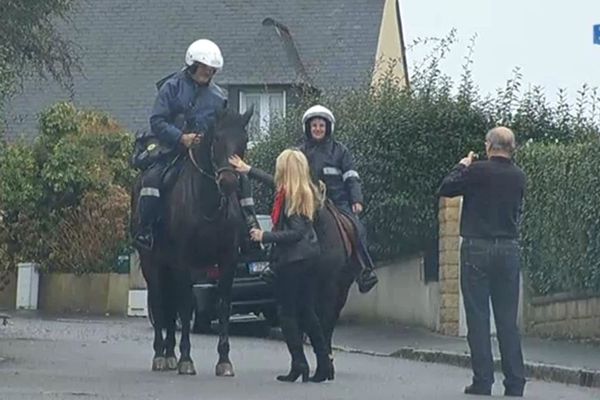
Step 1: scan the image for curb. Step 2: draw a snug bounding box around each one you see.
[338,345,600,389]
[269,328,600,388]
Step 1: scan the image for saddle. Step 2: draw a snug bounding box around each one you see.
[324,200,366,272]
[161,154,185,191]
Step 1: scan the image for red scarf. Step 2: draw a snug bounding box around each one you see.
[271,188,286,227]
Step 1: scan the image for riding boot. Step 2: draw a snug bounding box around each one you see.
[355,238,378,294]
[239,175,263,255]
[134,192,160,251]
[277,316,309,383]
[241,203,264,251]
[306,322,331,383]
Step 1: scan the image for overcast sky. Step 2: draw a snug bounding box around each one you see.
[400,0,600,102]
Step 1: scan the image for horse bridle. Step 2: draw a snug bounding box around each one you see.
[187,144,239,222]
[187,147,238,185]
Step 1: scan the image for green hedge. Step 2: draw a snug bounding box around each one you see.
[250,84,599,262]
[0,102,133,274]
[249,58,600,295]
[249,81,489,260]
[518,139,600,295]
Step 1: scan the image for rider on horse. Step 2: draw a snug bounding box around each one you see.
[229,105,378,293]
[133,38,260,251]
[299,105,378,293]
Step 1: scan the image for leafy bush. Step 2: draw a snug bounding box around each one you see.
[249,40,600,275]
[518,139,600,295]
[0,102,134,274]
[46,186,130,274]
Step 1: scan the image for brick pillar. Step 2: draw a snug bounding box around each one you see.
[437,196,462,336]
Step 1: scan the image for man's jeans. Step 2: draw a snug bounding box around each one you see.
[460,237,526,392]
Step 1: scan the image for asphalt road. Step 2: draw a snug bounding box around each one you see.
[0,316,598,400]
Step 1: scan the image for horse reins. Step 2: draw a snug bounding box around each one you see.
[187,147,238,222]
[188,147,216,180]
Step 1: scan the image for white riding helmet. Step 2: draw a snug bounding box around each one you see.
[185,39,224,70]
[302,105,335,135]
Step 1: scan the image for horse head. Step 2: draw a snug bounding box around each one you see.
[189,106,253,196]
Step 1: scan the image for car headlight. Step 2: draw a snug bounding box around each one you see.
[248,261,269,275]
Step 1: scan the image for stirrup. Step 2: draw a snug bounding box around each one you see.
[357,268,378,293]
[259,266,277,285]
[134,228,154,251]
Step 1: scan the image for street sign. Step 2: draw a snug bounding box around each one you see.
[594,24,600,45]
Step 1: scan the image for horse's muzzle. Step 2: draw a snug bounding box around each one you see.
[216,167,238,195]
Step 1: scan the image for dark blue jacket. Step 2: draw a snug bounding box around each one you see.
[149,70,227,147]
[299,136,364,209]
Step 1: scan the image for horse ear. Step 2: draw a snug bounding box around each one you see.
[241,105,254,127]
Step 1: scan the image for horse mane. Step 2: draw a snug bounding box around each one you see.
[214,107,249,133]
[167,108,245,230]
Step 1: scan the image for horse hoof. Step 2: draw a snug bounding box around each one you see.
[216,362,235,377]
[152,357,166,371]
[329,355,335,380]
[178,360,196,375]
[166,356,178,371]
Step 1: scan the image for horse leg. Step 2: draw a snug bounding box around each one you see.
[314,259,343,380]
[174,267,196,375]
[317,266,340,357]
[163,271,178,370]
[147,277,167,371]
[215,259,235,377]
[334,262,356,323]
[327,261,356,379]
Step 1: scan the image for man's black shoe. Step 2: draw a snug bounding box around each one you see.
[464,384,492,396]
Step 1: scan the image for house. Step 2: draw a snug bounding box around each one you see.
[4,0,408,140]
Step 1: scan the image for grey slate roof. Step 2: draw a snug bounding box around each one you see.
[230,17,312,86]
[4,0,385,139]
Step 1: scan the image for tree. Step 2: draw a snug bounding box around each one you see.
[0,0,79,95]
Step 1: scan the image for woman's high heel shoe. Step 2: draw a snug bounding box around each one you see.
[309,356,333,383]
[328,357,335,381]
[276,362,309,383]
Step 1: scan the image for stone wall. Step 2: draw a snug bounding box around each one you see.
[437,196,461,335]
[525,291,600,339]
[38,273,129,315]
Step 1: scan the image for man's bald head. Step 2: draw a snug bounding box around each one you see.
[485,127,516,156]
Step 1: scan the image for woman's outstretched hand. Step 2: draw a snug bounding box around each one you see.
[228,154,251,174]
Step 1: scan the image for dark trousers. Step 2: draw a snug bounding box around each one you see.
[138,161,170,227]
[336,203,375,269]
[460,238,526,392]
[275,259,327,365]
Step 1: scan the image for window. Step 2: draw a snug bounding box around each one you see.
[239,90,286,142]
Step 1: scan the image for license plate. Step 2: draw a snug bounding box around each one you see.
[248,261,269,275]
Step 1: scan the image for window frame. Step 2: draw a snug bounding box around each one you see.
[238,88,287,142]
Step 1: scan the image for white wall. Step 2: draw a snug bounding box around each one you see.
[341,256,441,330]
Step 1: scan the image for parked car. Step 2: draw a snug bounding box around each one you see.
[190,214,276,333]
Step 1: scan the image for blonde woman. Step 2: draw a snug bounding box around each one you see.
[229,150,331,383]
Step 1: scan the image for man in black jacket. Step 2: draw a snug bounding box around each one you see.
[438,127,526,397]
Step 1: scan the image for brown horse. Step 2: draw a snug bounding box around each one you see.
[131,107,253,376]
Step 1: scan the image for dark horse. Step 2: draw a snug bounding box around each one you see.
[131,107,253,376]
[307,202,360,377]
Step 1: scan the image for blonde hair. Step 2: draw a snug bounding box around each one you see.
[274,149,322,220]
